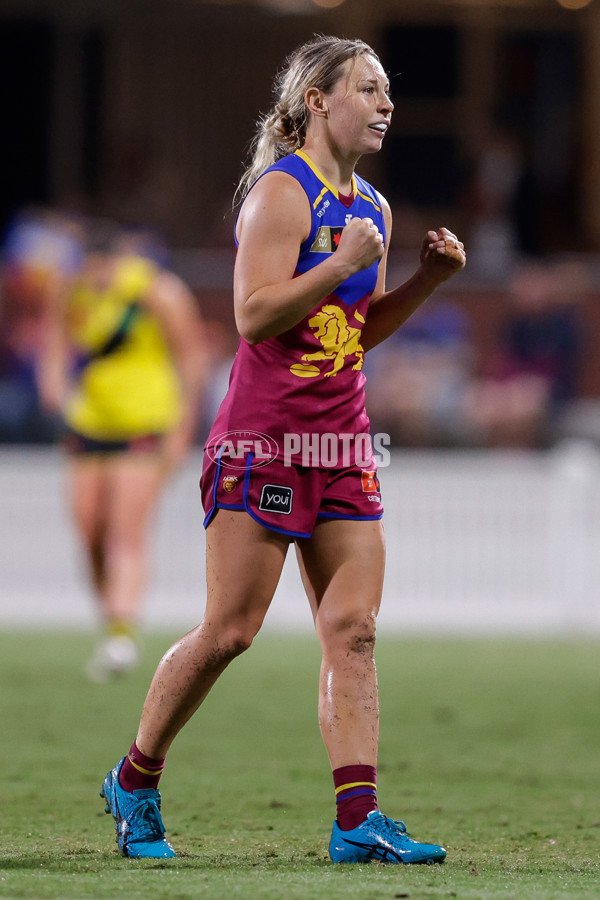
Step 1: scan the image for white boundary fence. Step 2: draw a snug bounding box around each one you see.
[2,444,600,635]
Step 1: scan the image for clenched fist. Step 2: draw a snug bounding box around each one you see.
[420,227,466,282]
[337,216,385,273]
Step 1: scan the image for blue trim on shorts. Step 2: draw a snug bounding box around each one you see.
[242,505,312,539]
[242,453,254,501]
[202,446,247,526]
[317,511,384,522]
[202,453,216,528]
[202,446,225,528]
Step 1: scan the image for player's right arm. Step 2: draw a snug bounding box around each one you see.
[234,171,383,344]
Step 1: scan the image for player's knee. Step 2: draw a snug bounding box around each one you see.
[218,621,259,660]
[321,609,377,653]
[223,632,254,659]
[348,613,377,655]
[187,629,252,677]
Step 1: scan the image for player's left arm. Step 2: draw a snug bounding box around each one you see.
[360,193,466,352]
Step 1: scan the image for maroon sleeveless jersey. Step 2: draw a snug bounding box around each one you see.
[205,150,386,468]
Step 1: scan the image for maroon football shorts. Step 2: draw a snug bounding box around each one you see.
[200,449,384,538]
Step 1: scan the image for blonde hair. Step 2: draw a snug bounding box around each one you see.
[234,35,380,205]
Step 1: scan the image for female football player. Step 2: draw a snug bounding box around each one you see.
[101,35,465,861]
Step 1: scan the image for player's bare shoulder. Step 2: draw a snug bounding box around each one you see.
[237,169,311,244]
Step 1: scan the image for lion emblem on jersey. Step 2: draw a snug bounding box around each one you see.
[290,305,365,378]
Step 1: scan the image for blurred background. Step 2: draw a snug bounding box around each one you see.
[2,0,600,636]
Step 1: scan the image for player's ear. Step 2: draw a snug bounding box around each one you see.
[305,87,328,118]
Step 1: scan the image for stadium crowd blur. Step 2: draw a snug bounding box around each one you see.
[1,196,599,453]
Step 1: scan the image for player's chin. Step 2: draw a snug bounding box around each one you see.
[361,145,384,158]
[362,134,386,154]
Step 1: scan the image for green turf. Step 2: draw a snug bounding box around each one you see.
[1,630,599,899]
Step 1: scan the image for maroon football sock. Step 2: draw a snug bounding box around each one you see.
[118,742,165,793]
[333,764,378,831]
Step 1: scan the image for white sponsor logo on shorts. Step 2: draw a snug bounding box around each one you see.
[258,484,293,515]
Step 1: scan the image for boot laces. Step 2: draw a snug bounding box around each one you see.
[128,797,166,842]
[371,811,410,839]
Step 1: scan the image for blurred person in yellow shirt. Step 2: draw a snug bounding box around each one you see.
[39,223,208,681]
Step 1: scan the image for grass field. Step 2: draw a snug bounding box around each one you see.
[1,630,599,899]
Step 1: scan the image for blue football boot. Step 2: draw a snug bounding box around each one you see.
[329,810,446,864]
[100,758,175,858]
